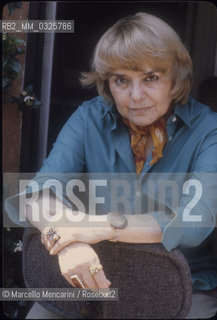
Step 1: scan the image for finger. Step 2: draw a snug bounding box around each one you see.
[41,228,49,242]
[50,239,70,255]
[47,241,52,250]
[62,273,79,288]
[41,233,44,244]
[48,236,59,251]
[92,269,111,289]
[41,231,51,249]
[70,275,85,289]
[44,239,50,250]
[70,280,76,287]
[106,279,112,287]
[44,239,53,251]
[81,270,99,289]
[41,233,49,245]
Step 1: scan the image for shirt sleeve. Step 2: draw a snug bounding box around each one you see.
[4,105,86,227]
[40,105,85,172]
[161,129,217,251]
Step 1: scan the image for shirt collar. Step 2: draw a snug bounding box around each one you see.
[173,98,192,128]
[100,96,193,128]
[100,99,120,130]
[100,98,113,119]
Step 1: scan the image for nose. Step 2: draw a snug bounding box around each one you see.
[130,82,145,102]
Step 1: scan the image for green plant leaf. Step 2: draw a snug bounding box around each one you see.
[10,70,20,79]
[3,78,10,88]
[16,2,22,8]
[3,33,25,94]
[7,3,15,15]
[26,84,33,92]
[15,38,25,45]
[16,47,25,54]
[4,85,12,93]
[33,100,42,106]
[10,60,21,73]
[7,2,22,15]
[3,61,8,68]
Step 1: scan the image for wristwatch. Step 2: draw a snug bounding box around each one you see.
[107,211,128,229]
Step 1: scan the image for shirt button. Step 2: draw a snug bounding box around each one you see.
[172,116,177,122]
[169,136,172,142]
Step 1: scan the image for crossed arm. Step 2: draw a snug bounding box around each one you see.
[25,192,162,289]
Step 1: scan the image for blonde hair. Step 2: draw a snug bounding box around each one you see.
[80,12,193,105]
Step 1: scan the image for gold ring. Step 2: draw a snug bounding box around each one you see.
[88,264,103,275]
[70,274,85,288]
[45,227,61,242]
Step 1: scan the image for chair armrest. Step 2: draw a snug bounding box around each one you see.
[22,228,192,319]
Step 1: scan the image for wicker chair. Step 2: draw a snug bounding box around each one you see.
[22,228,192,319]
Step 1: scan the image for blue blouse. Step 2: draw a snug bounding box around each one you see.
[5,95,217,291]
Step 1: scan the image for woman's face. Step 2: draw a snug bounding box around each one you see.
[108,66,173,126]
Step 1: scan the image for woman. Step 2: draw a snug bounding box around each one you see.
[6,12,217,319]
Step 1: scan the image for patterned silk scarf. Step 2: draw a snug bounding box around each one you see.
[122,117,168,175]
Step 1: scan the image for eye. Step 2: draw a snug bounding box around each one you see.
[115,78,129,85]
[144,75,159,82]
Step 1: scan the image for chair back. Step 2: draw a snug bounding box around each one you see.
[23,228,192,319]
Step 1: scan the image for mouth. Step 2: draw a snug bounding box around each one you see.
[128,106,153,112]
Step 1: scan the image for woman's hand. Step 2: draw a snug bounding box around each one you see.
[58,242,111,289]
[41,225,115,255]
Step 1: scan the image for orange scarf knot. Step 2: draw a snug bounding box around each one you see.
[122,117,167,175]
